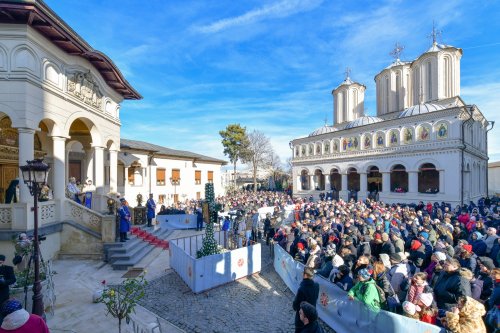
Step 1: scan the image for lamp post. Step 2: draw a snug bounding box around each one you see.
[19,159,50,317]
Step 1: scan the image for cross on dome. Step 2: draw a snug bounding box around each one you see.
[428,21,442,45]
[344,67,351,80]
[390,42,405,61]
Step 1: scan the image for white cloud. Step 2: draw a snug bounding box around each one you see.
[194,0,324,34]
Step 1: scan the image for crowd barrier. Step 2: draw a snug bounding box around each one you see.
[170,232,261,293]
[273,244,444,333]
[157,214,199,229]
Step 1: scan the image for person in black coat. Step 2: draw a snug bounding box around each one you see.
[298,301,324,333]
[0,255,16,304]
[293,268,320,333]
[433,258,471,310]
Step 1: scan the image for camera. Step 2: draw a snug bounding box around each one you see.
[39,234,47,242]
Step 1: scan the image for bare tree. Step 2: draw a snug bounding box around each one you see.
[245,130,273,192]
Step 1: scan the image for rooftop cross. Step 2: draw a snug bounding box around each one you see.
[389,42,405,61]
[428,21,441,45]
[324,114,328,126]
[344,67,351,81]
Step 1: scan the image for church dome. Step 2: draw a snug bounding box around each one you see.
[344,116,383,129]
[398,103,446,118]
[308,125,337,137]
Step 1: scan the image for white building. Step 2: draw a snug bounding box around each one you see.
[118,139,225,206]
[0,1,225,260]
[290,32,492,205]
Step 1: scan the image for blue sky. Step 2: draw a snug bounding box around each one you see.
[45,0,500,165]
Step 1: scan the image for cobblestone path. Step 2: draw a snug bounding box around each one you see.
[139,241,335,333]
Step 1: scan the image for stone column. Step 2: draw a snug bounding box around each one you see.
[408,171,418,193]
[310,175,314,191]
[324,174,330,191]
[340,173,348,201]
[93,146,105,191]
[17,128,35,204]
[51,136,66,200]
[84,147,94,182]
[359,172,368,200]
[381,172,391,193]
[109,149,118,193]
[93,146,105,210]
[439,170,445,193]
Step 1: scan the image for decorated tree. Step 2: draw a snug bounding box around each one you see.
[196,183,220,258]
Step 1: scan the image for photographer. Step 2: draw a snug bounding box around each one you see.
[0,254,16,305]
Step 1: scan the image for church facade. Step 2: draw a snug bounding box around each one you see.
[290,35,491,206]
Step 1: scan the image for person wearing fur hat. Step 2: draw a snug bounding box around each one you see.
[118,198,131,242]
[433,258,472,310]
[298,301,323,333]
[348,267,382,310]
[0,298,49,332]
[440,296,487,333]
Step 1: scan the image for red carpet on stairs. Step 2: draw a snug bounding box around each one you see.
[130,226,169,250]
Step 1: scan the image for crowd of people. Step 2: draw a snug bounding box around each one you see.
[208,191,500,333]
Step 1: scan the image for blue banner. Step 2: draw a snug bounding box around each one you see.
[273,244,444,333]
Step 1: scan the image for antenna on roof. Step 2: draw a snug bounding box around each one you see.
[390,42,405,61]
[428,21,442,45]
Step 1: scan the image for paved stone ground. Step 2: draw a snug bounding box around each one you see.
[139,241,335,333]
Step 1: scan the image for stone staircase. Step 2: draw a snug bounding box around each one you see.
[104,226,172,270]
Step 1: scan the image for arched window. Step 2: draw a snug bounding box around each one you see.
[300,170,310,191]
[330,169,341,192]
[314,169,325,191]
[347,167,359,192]
[418,163,439,193]
[391,164,408,192]
[367,166,382,193]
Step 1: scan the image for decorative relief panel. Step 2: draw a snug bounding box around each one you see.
[0,207,12,225]
[67,71,103,108]
[40,203,56,225]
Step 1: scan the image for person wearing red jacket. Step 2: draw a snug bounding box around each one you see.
[458,210,470,226]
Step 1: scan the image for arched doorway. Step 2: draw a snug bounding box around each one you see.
[0,116,45,203]
[418,163,439,193]
[367,166,382,193]
[391,164,408,193]
[330,169,341,191]
[300,170,310,191]
[314,169,325,190]
[347,167,359,200]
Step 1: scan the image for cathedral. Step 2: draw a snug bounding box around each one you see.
[290,30,492,205]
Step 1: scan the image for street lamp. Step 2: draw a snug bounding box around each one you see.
[19,159,50,316]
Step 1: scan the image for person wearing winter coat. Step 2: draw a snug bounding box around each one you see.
[391,232,405,254]
[441,296,487,333]
[348,267,381,310]
[409,239,427,270]
[379,233,395,256]
[387,253,410,300]
[298,302,324,333]
[0,298,49,333]
[332,264,354,291]
[470,231,488,257]
[424,251,447,282]
[293,268,320,333]
[356,235,372,258]
[458,245,478,274]
[484,227,499,255]
[406,272,432,304]
[433,258,472,310]
[372,261,394,300]
[477,257,495,301]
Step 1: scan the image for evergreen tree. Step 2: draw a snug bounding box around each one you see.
[196,183,220,258]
